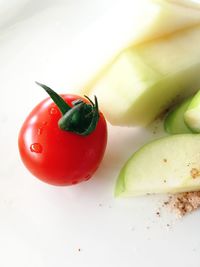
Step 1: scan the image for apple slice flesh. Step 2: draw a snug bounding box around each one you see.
[164,97,193,134]
[115,134,200,197]
[184,90,200,132]
[86,26,200,126]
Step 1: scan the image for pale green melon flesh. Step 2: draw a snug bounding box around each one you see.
[184,90,200,132]
[89,26,200,126]
[164,97,193,134]
[76,0,200,93]
[115,134,200,197]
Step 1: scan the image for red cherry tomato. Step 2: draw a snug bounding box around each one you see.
[18,92,107,186]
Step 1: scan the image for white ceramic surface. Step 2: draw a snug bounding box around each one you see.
[1,1,200,267]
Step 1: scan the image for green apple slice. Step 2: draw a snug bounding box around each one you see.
[184,90,200,132]
[164,97,193,134]
[86,26,200,126]
[115,134,200,197]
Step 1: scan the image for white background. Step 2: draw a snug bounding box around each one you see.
[0,1,200,266]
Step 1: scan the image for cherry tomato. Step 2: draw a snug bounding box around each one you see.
[18,83,107,186]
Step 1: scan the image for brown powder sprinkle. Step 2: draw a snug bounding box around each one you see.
[167,191,200,216]
[163,158,168,163]
[190,168,200,179]
[163,201,169,205]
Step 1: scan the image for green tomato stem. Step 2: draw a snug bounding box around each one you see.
[35,82,71,115]
[36,82,100,136]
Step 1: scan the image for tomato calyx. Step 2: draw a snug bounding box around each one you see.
[35,82,100,136]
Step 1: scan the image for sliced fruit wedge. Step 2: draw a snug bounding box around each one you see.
[115,134,200,197]
[164,97,193,134]
[73,0,200,92]
[184,90,200,133]
[85,26,200,126]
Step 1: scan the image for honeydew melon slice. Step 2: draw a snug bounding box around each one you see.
[71,0,200,91]
[86,25,200,126]
[115,134,200,197]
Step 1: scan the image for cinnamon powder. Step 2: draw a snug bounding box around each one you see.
[167,191,200,216]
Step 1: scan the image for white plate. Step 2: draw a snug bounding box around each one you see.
[1,1,200,267]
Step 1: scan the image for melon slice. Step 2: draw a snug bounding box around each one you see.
[70,0,200,91]
[86,25,200,126]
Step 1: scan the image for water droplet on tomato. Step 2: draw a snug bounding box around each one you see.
[30,143,43,153]
[49,107,58,115]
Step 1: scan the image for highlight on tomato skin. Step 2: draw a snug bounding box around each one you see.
[18,84,107,186]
